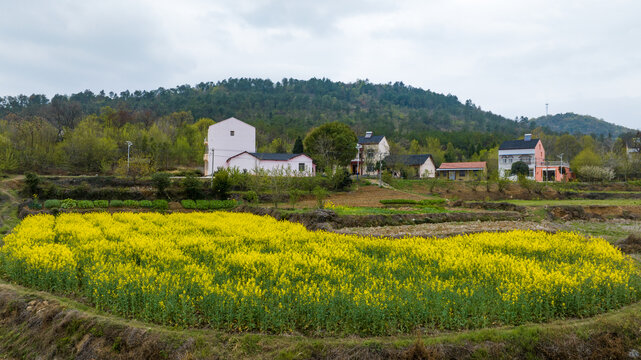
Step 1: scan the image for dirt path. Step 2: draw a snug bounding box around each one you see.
[336,220,567,238]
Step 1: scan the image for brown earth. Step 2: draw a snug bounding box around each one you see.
[337,220,564,238]
[546,205,641,221]
[298,185,429,208]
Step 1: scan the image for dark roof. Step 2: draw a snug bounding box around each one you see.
[249,153,302,161]
[358,135,385,144]
[385,154,432,166]
[499,139,540,150]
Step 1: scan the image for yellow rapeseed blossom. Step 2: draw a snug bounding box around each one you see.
[0,212,639,334]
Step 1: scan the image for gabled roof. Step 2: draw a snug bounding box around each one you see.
[437,162,486,170]
[226,151,310,162]
[499,139,540,150]
[250,153,304,161]
[385,154,433,166]
[210,117,255,129]
[358,135,385,145]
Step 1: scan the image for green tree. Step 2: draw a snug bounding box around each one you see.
[151,172,171,198]
[292,136,304,154]
[511,161,529,176]
[114,156,154,183]
[571,148,601,171]
[303,122,357,172]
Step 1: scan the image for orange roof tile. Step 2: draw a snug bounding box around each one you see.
[437,162,486,170]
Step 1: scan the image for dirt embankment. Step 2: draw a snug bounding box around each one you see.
[546,205,641,221]
[232,206,524,230]
[2,282,641,359]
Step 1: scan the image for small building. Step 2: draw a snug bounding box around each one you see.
[204,117,315,176]
[351,131,390,176]
[437,162,486,180]
[384,154,436,178]
[627,138,640,157]
[498,134,571,182]
[226,152,315,175]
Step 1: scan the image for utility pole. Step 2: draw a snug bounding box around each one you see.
[355,144,362,180]
[210,148,215,185]
[545,103,549,117]
[126,141,133,175]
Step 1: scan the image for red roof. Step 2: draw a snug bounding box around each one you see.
[437,161,486,170]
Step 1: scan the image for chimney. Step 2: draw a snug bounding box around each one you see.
[365,131,373,138]
[524,134,532,141]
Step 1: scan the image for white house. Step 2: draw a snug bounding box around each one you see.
[627,138,640,158]
[204,117,315,176]
[351,132,390,176]
[384,154,436,178]
[226,152,315,175]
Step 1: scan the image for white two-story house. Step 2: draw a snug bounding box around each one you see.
[498,134,544,181]
[204,117,315,176]
[351,132,390,176]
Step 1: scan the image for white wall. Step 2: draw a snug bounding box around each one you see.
[498,149,535,177]
[227,154,315,176]
[419,159,436,178]
[205,117,255,176]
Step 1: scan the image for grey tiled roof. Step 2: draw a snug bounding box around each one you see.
[385,154,432,166]
[358,135,385,145]
[249,153,302,161]
[499,139,540,150]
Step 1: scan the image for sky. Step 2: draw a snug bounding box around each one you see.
[1,0,640,130]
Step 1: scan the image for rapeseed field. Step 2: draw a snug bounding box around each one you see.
[1,212,639,334]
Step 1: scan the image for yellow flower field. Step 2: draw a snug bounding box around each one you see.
[1,212,639,334]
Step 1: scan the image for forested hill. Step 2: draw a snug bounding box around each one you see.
[528,113,629,137]
[0,78,528,149]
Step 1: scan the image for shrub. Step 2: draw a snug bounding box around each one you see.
[151,172,171,197]
[196,200,210,210]
[511,161,530,176]
[210,200,237,210]
[497,178,510,193]
[212,169,231,199]
[109,200,124,207]
[77,200,94,209]
[181,199,196,209]
[44,199,61,209]
[380,198,447,207]
[329,168,352,191]
[139,200,153,208]
[288,189,306,208]
[123,200,139,207]
[42,183,60,199]
[94,200,109,208]
[60,199,77,209]
[243,190,258,204]
[152,199,168,211]
[23,172,40,196]
[182,175,203,199]
[577,166,615,183]
[312,186,329,208]
[28,195,42,210]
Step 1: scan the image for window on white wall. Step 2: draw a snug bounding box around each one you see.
[230,131,235,136]
[299,163,305,172]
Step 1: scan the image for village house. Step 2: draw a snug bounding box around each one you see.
[498,134,570,182]
[384,154,436,178]
[204,117,315,176]
[626,138,640,158]
[351,132,390,176]
[437,162,486,180]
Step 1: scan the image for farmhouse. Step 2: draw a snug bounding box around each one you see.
[351,131,390,176]
[627,138,640,157]
[498,134,571,182]
[437,162,486,180]
[384,154,436,178]
[204,117,315,176]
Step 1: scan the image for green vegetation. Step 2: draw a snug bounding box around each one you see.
[528,112,629,137]
[379,198,446,206]
[496,199,641,206]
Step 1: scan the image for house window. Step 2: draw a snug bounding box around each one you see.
[367,149,374,158]
[230,130,235,136]
[459,170,466,177]
[529,169,534,177]
[298,163,305,172]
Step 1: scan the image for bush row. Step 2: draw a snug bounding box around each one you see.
[380,198,447,206]
[180,199,238,210]
[43,199,168,210]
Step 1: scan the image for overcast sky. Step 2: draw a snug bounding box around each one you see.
[1,0,640,129]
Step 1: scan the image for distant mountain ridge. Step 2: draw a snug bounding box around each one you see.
[528,113,630,137]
